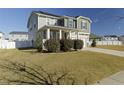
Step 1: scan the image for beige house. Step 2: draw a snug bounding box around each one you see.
[9,32,29,41]
[27,11,92,48]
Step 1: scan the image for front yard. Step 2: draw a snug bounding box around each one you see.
[96,45,124,51]
[0,49,124,84]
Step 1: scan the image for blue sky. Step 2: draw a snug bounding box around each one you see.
[0,8,124,37]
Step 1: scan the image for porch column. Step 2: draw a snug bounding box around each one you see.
[69,31,71,39]
[59,29,62,39]
[47,28,50,40]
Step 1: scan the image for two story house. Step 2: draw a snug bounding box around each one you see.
[27,11,92,48]
[102,35,119,41]
[9,31,29,41]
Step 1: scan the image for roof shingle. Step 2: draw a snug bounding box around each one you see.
[9,31,28,35]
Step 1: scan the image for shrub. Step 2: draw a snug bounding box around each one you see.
[91,39,96,47]
[74,39,84,50]
[44,39,60,52]
[60,39,74,52]
[35,33,43,52]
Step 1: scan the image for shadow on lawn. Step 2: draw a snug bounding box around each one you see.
[0,61,77,85]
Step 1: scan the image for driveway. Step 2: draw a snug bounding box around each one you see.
[95,71,124,85]
[83,48,124,57]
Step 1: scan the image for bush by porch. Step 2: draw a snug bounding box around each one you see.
[35,38,84,53]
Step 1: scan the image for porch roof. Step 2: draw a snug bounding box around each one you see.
[38,25,90,34]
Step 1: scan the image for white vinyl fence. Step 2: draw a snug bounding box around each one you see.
[97,41,122,45]
[0,40,15,49]
[90,40,122,45]
[0,39,33,49]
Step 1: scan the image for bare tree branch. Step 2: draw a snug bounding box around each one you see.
[0,61,76,85]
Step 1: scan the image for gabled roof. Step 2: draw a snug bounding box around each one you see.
[9,31,28,35]
[61,15,76,20]
[33,11,61,17]
[76,16,92,23]
[32,11,92,21]
[27,11,92,27]
[27,11,61,28]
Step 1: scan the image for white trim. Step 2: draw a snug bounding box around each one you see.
[59,29,62,39]
[47,28,50,40]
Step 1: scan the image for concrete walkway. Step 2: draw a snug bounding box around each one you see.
[83,48,124,57]
[95,71,124,85]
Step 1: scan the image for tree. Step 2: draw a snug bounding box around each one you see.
[35,32,43,52]
[91,39,96,47]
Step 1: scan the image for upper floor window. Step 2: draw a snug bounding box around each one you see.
[46,18,57,26]
[81,21,87,30]
[68,19,73,28]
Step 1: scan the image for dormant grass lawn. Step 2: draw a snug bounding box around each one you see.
[96,45,124,51]
[0,49,124,84]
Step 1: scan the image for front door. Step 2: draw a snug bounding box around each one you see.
[62,32,69,39]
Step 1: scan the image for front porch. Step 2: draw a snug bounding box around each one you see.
[42,28,73,40]
[38,25,80,40]
[38,25,90,48]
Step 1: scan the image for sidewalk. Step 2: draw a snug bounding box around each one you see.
[95,71,124,85]
[83,48,124,57]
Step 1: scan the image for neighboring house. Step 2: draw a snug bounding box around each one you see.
[9,31,29,41]
[27,11,92,48]
[94,35,122,45]
[0,32,4,40]
[0,31,32,49]
[102,35,119,41]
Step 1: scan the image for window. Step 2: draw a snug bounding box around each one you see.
[49,18,57,26]
[68,19,73,28]
[81,21,87,30]
[50,31,59,39]
[50,31,56,39]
